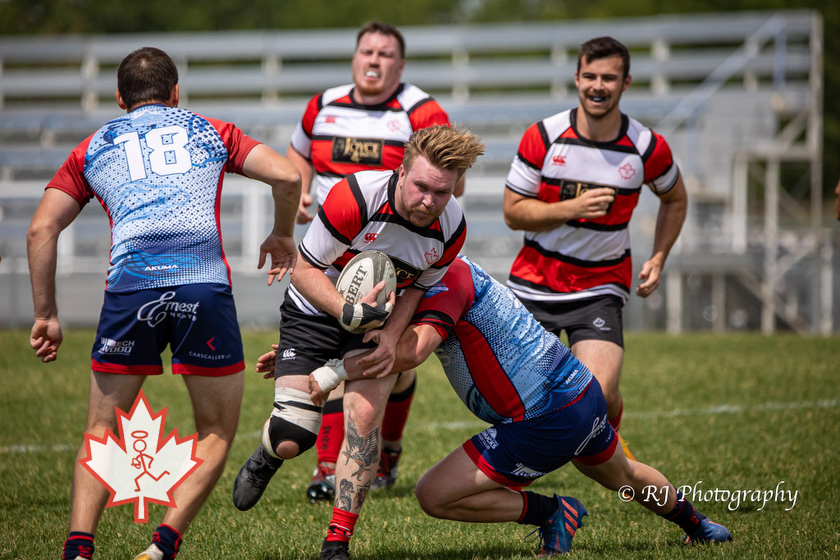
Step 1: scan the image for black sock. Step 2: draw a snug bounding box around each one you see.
[661,489,706,533]
[63,531,95,560]
[151,524,182,560]
[517,491,559,526]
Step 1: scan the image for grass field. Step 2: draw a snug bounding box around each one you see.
[1,329,838,559]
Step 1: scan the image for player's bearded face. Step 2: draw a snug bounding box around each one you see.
[395,157,457,228]
[575,55,630,119]
[352,32,405,103]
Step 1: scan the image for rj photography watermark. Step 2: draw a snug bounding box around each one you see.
[617,480,799,511]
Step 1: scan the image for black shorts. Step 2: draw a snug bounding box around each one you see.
[274,289,374,379]
[521,295,624,348]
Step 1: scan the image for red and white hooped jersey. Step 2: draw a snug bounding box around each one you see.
[506,108,680,304]
[289,82,450,206]
[290,169,467,315]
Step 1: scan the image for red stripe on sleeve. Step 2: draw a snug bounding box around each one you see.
[47,135,95,207]
[320,179,364,242]
[642,132,674,183]
[517,123,549,168]
[407,99,450,130]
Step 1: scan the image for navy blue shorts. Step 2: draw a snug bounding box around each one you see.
[91,284,244,376]
[463,379,618,487]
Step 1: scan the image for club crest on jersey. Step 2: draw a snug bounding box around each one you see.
[424,248,440,266]
[332,136,383,165]
[618,162,636,180]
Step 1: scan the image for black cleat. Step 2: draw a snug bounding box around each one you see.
[232,444,283,511]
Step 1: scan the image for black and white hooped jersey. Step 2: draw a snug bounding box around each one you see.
[289,83,450,206]
[506,108,680,304]
[290,169,466,315]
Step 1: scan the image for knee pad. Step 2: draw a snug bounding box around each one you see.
[261,387,322,459]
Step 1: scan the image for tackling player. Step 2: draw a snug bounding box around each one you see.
[291,256,733,556]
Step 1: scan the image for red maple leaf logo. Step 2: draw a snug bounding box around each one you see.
[80,390,203,523]
[618,162,636,180]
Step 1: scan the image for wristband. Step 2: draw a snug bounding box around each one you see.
[311,359,349,393]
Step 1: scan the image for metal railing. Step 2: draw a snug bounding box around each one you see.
[0,10,831,333]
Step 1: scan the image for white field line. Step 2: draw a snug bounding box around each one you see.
[2,398,839,454]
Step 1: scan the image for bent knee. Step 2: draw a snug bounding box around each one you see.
[263,387,322,459]
[414,476,446,518]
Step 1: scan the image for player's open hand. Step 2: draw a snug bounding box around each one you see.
[355,326,399,378]
[259,233,298,286]
[308,375,330,406]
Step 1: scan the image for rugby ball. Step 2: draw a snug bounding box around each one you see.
[336,249,397,312]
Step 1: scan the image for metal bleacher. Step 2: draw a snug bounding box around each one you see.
[0,10,833,333]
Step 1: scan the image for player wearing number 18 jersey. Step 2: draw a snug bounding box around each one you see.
[28,47,301,560]
[50,104,259,294]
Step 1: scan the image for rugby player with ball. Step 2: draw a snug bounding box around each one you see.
[232,125,485,560]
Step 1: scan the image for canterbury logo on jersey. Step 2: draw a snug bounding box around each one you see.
[331,136,384,165]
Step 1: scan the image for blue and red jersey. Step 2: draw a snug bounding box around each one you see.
[46,103,260,292]
[412,256,593,424]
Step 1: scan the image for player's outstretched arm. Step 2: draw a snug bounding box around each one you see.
[27,189,83,362]
[355,286,425,378]
[242,143,302,285]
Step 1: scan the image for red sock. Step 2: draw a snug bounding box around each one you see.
[316,398,344,464]
[381,376,416,444]
[609,401,623,431]
[326,508,359,543]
